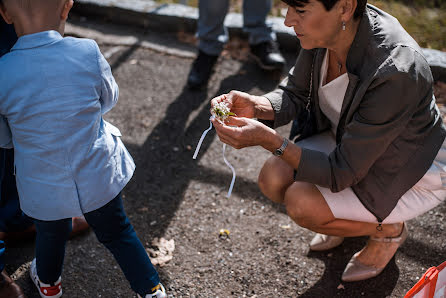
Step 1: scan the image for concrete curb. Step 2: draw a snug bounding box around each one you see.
[72,0,446,81]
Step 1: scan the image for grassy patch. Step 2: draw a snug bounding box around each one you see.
[369,1,446,50]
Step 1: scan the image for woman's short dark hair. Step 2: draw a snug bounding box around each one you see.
[281,0,367,19]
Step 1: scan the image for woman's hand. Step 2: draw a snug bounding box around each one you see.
[211,116,282,151]
[210,90,274,120]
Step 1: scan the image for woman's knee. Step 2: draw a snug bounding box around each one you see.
[258,156,294,203]
[284,182,321,229]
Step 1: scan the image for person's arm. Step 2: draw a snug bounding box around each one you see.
[212,116,303,168]
[294,51,432,192]
[93,41,119,115]
[0,116,12,149]
[210,91,275,120]
[262,49,316,128]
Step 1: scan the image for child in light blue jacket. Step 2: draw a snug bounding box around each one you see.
[0,0,165,297]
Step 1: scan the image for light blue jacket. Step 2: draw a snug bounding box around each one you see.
[0,31,135,220]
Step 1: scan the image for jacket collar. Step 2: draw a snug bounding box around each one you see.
[346,5,375,76]
[11,30,63,51]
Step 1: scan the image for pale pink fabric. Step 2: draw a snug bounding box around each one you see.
[297,131,446,223]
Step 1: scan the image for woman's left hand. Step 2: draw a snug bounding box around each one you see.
[211,116,280,151]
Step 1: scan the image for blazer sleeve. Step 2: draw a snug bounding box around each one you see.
[294,50,433,192]
[263,49,316,128]
[0,116,13,149]
[94,41,119,115]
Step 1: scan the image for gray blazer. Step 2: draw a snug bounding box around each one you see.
[264,4,446,222]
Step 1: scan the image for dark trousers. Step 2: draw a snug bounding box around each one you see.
[0,149,33,233]
[0,21,23,275]
[0,241,5,272]
[33,193,160,295]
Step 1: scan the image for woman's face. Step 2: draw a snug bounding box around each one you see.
[284,0,344,50]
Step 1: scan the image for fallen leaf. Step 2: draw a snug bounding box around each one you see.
[146,237,175,267]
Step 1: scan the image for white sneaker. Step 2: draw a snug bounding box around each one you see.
[145,283,166,298]
[29,258,63,298]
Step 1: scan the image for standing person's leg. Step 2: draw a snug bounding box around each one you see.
[84,193,162,296]
[197,0,230,56]
[243,0,274,45]
[187,0,230,89]
[243,0,285,70]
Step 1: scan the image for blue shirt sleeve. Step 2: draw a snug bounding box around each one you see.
[94,41,119,115]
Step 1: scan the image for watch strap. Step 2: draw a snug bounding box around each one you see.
[273,138,289,156]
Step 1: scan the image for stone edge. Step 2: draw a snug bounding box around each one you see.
[72,0,446,81]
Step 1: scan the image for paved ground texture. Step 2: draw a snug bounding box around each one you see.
[5,15,446,298]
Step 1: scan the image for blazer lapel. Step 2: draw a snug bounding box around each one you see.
[336,73,360,144]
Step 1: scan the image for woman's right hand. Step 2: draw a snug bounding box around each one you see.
[210,90,274,120]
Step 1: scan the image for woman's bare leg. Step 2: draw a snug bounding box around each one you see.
[258,157,404,268]
[258,156,295,204]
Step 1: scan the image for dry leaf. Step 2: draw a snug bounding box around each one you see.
[146,237,175,267]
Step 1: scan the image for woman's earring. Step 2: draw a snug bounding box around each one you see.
[342,21,346,31]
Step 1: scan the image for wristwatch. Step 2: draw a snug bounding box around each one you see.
[273,138,289,156]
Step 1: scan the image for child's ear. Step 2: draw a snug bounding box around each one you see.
[60,0,73,21]
[0,3,13,24]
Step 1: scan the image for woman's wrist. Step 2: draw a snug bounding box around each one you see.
[261,128,284,153]
[253,96,275,120]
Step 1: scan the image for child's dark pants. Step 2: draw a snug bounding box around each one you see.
[33,193,160,296]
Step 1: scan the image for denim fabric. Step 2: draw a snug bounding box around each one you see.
[0,31,135,220]
[197,0,276,56]
[34,193,160,295]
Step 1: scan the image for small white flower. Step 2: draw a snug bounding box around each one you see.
[212,101,236,123]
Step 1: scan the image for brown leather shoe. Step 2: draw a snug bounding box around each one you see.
[0,269,26,298]
[69,216,90,239]
[0,216,89,243]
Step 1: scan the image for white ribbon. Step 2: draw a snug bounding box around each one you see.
[222,143,236,198]
[192,116,213,160]
[193,116,237,198]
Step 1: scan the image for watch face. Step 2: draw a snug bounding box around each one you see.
[274,149,282,156]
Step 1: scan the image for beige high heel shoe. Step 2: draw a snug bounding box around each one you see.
[341,223,408,282]
[309,233,344,251]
